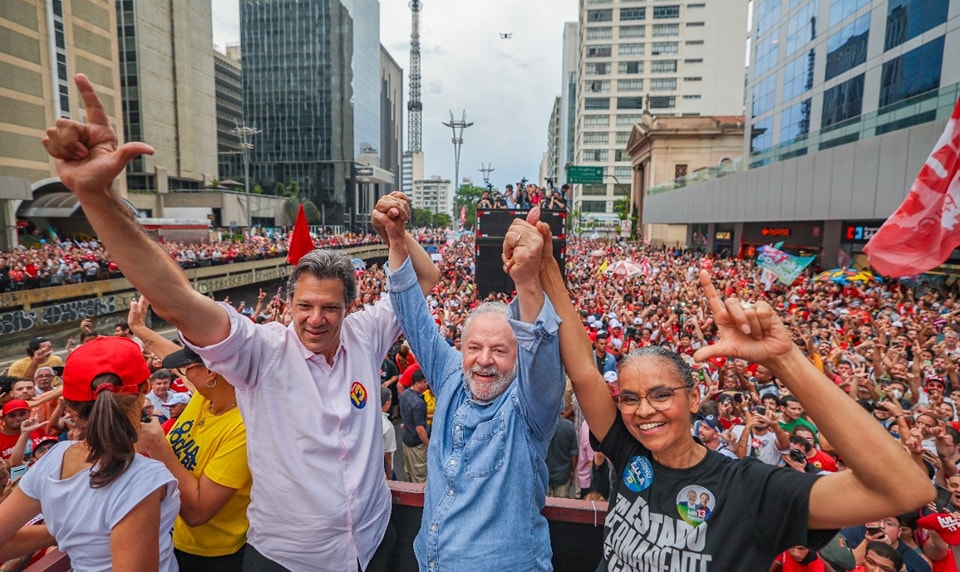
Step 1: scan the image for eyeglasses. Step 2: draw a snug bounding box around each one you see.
[616,385,689,412]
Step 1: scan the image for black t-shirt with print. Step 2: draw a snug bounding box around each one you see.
[593,414,837,571]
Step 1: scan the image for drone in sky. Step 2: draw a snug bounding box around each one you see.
[499,33,513,39]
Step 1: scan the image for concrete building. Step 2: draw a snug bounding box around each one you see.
[558,21,580,184]
[642,0,958,270]
[543,96,563,189]
[627,113,745,246]
[241,0,389,231]
[572,0,750,221]
[0,0,123,249]
[116,0,217,193]
[413,175,452,219]
[381,46,403,193]
[214,45,243,181]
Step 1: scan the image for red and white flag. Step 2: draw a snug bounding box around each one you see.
[286,204,314,265]
[864,97,960,277]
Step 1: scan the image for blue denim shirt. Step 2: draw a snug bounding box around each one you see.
[388,256,565,571]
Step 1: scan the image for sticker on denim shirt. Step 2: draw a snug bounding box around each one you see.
[350,381,367,409]
[622,455,653,493]
[676,486,715,527]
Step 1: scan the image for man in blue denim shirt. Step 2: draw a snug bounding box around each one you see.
[378,207,564,571]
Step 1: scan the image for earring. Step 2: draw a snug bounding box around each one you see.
[205,377,218,388]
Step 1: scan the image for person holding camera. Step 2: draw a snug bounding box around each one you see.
[842,515,930,572]
[731,403,790,465]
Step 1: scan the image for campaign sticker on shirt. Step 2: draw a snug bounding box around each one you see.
[622,455,654,493]
[350,381,367,409]
[676,485,715,527]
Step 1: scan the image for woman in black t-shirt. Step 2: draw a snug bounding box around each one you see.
[537,224,934,570]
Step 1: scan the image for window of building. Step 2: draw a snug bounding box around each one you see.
[650,78,678,91]
[619,25,645,38]
[879,36,944,108]
[649,96,676,109]
[687,3,706,7]
[780,98,812,144]
[618,61,643,74]
[653,23,680,37]
[651,42,679,55]
[615,149,630,161]
[683,94,702,100]
[584,149,609,161]
[821,73,865,128]
[653,5,680,19]
[615,166,632,179]
[585,62,609,75]
[825,13,869,81]
[586,79,611,92]
[686,22,705,27]
[587,45,613,58]
[675,164,688,178]
[785,0,818,55]
[619,43,645,56]
[683,76,702,82]
[585,97,611,110]
[617,114,642,126]
[752,74,777,117]
[587,9,613,22]
[750,117,773,154]
[587,0,612,4]
[620,7,646,20]
[753,36,779,77]
[615,132,631,145]
[884,0,950,50]
[617,79,644,91]
[829,0,870,28]
[582,185,607,196]
[618,96,645,109]
[755,0,781,36]
[783,50,816,101]
[584,115,610,126]
[684,58,703,63]
[584,132,609,144]
[686,39,704,45]
[586,27,613,40]
[651,59,678,73]
[582,201,608,213]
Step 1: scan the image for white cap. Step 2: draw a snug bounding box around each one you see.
[610,319,622,329]
[603,371,618,383]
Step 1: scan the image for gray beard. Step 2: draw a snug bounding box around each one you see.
[466,364,518,402]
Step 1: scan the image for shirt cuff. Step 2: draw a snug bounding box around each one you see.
[385,254,416,292]
[509,295,560,350]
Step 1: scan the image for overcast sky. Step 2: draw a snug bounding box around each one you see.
[210,0,579,190]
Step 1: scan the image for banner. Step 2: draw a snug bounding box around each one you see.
[864,96,960,277]
[756,245,815,286]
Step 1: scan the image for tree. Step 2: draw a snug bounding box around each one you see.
[453,184,486,229]
[411,207,434,228]
[282,197,321,226]
[435,213,452,228]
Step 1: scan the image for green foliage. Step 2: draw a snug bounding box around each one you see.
[411,207,434,228]
[253,184,263,195]
[283,197,321,225]
[435,213,452,228]
[454,184,486,228]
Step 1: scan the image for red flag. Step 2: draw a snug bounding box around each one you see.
[286,204,314,265]
[864,97,960,277]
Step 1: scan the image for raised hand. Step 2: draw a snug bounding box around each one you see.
[20,417,48,435]
[128,295,151,330]
[42,74,154,193]
[372,191,411,244]
[502,207,544,284]
[693,270,794,366]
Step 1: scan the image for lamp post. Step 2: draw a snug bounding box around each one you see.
[233,123,261,229]
[442,110,473,222]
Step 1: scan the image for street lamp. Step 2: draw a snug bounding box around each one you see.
[442,110,473,222]
[233,123,261,229]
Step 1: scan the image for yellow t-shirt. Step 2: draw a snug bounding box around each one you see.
[7,355,64,378]
[423,389,436,426]
[167,394,251,557]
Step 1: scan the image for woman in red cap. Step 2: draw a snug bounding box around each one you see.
[0,336,179,571]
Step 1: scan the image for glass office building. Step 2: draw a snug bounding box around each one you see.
[241,0,381,215]
[747,0,953,165]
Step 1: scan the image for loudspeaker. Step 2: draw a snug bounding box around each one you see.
[475,238,566,298]
[476,208,566,240]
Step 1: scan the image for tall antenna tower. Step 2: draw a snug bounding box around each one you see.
[407,0,423,153]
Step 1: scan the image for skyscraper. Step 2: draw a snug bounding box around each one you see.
[573,0,749,219]
[116,0,218,192]
[241,0,382,226]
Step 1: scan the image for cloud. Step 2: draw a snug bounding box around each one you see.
[211,0,578,187]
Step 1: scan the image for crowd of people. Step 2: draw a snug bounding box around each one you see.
[0,74,954,571]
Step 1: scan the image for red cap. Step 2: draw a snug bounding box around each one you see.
[62,337,149,402]
[2,399,30,416]
[919,513,960,545]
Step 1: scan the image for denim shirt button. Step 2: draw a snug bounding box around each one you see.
[447,489,455,496]
[448,459,456,467]
[455,425,461,431]
[429,562,437,569]
[430,523,437,532]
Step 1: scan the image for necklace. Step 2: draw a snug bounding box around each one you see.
[197,401,237,427]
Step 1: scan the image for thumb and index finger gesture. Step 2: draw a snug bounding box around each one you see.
[42,74,155,192]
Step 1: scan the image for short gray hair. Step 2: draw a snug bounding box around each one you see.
[619,346,695,389]
[462,302,512,342]
[287,249,357,304]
